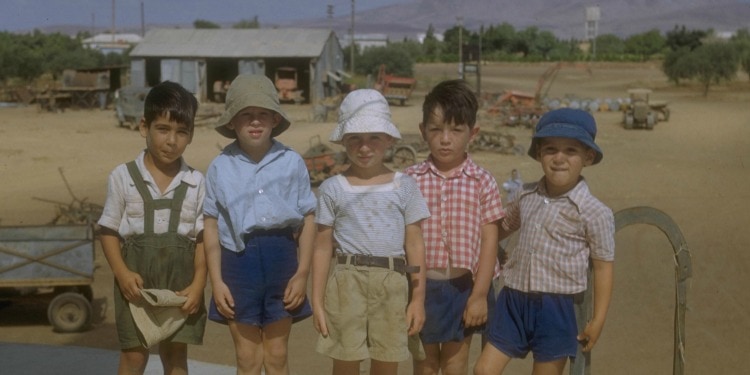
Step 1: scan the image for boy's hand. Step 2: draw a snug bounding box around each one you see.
[312,304,329,337]
[115,270,144,302]
[577,319,605,352]
[176,283,204,315]
[463,294,488,328]
[283,272,307,311]
[405,301,425,336]
[211,281,235,320]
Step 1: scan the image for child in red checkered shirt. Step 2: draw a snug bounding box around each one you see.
[404,79,504,375]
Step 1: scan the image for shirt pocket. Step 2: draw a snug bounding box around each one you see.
[549,208,584,256]
[124,194,145,219]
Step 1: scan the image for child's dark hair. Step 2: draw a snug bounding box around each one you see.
[143,81,198,130]
[422,79,478,127]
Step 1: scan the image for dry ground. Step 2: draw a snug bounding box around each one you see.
[1,62,749,374]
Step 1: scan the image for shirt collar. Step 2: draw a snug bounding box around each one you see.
[225,139,286,166]
[412,154,481,180]
[136,150,197,188]
[528,176,590,213]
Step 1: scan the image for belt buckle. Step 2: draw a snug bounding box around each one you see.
[358,255,374,267]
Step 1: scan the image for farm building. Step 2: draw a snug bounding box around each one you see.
[128,28,346,104]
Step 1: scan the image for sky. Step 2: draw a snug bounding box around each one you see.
[1,0,409,32]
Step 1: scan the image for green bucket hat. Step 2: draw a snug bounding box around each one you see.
[215,74,291,138]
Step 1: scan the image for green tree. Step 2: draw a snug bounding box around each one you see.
[357,45,414,77]
[194,19,221,29]
[483,22,516,55]
[595,34,625,57]
[663,42,738,96]
[665,25,707,51]
[421,24,442,62]
[624,29,666,60]
[731,28,750,78]
[233,16,260,29]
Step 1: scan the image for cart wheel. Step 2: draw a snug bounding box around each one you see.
[48,292,92,333]
[392,146,417,169]
[624,113,634,129]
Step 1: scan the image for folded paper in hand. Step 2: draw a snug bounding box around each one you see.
[129,289,188,348]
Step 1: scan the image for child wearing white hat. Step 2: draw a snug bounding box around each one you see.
[203,74,317,374]
[311,89,430,374]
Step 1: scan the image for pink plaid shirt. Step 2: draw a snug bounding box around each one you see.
[405,156,504,276]
[501,178,615,294]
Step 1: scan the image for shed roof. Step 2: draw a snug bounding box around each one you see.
[130,28,335,58]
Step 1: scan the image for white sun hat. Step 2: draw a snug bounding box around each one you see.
[329,89,401,144]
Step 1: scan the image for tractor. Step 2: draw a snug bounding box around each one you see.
[622,88,670,130]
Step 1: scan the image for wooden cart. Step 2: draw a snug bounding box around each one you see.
[0,224,95,332]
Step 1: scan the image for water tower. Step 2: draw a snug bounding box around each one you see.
[585,6,600,59]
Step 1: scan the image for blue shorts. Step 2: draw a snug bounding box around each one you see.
[208,228,312,327]
[420,273,493,344]
[486,287,578,362]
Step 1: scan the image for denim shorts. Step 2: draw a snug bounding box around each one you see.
[486,287,578,362]
[420,273,491,344]
[208,228,311,327]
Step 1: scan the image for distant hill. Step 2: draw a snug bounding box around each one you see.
[28,0,750,40]
[286,0,750,40]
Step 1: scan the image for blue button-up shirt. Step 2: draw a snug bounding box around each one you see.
[204,140,316,252]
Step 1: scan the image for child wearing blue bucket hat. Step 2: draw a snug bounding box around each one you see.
[475,108,615,375]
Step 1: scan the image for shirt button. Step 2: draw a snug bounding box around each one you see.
[258,189,264,194]
[544,198,550,204]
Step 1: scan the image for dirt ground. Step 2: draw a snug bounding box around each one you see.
[1,62,749,374]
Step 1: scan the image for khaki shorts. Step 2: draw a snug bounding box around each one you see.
[316,263,409,362]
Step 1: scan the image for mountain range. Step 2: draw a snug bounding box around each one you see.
[289,0,750,40]
[31,0,750,40]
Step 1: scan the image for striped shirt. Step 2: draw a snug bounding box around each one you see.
[315,173,430,258]
[501,178,614,294]
[404,156,505,276]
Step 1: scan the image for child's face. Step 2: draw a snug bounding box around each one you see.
[342,132,395,170]
[139,112,192,167]
[420,106,479,171]
[537,137,595,197]
[228,106,280,148]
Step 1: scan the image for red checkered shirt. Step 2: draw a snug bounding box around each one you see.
[501,178,615,294]
[405,156,505,276]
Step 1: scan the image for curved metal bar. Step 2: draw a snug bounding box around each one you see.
[570,206,692,375]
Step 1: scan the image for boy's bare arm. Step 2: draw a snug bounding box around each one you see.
[404,222,427,336]
[311,224,334,336]
[178,233,206,315]
[284,212,315,310]
[578,258,614,352]
[99,227,143,302]
[464,222,498,327]
[204,216,234,319]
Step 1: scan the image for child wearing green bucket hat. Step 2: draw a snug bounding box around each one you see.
[203,74,317,374]
[475,108,615,375]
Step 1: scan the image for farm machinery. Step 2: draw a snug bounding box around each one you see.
[622,88,670,130]
[374,64,417,106]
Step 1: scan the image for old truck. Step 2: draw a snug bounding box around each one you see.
[114,86,151,130]
[275,67,305,104]
[374,64,416,106]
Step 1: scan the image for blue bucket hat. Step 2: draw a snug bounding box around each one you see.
[528,108,603,164]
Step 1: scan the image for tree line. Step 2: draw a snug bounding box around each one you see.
[2,23,749,96]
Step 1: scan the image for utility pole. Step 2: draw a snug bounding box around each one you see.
[140,1,145,37]
[457,16,463,79]
[111,0,115,42]
[350,0,355,75]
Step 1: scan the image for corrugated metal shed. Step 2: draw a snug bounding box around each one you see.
[130,28,334,58]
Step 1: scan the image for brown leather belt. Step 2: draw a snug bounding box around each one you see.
[336,254,420,275]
